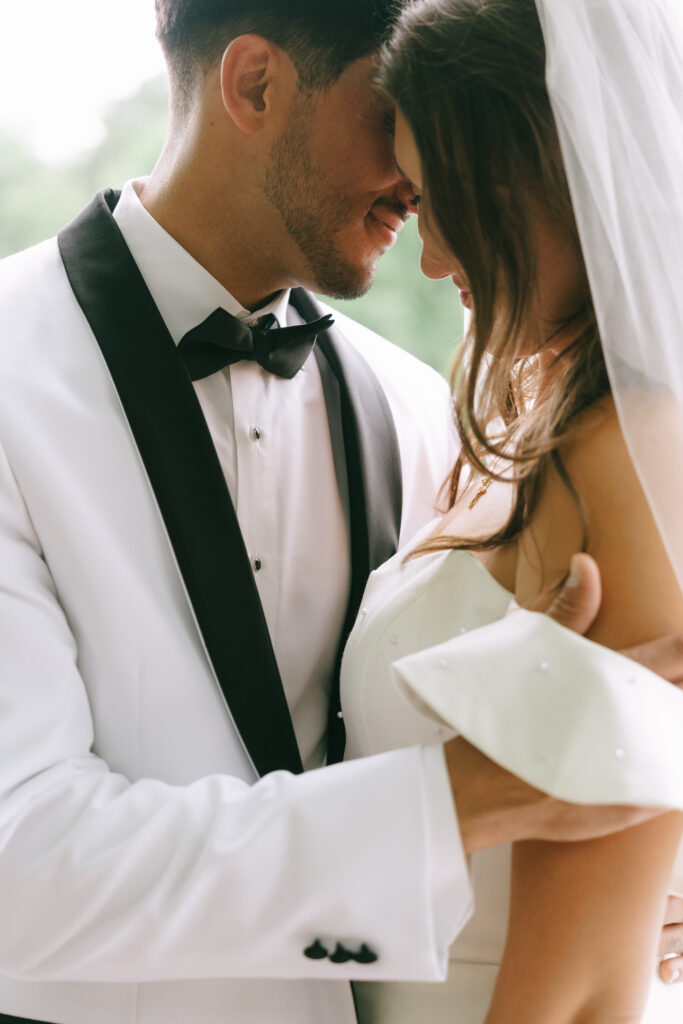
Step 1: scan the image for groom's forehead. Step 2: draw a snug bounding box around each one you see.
[314,54,388,115]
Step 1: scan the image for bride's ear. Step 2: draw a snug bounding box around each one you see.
[219,35,296,134]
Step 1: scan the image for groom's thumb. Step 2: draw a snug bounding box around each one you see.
[546,553,602,635]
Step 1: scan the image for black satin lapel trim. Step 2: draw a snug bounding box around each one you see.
[58,190,303,777]
[0,1015,55,1023]
[293,290,403,573]
[292,289,403,763]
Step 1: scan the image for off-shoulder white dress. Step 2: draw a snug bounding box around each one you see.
[341,538,683,1023]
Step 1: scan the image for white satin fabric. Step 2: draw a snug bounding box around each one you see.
[341,539,683,1022]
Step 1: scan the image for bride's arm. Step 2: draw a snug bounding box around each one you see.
[486,399,683,1024]
[487,819,681,1023]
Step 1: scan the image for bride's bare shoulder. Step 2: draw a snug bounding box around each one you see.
[516,395,683,648]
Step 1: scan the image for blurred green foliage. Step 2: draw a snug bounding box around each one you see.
[0,76,462,376]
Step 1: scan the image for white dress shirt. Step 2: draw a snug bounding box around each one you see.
[114,180,350,771]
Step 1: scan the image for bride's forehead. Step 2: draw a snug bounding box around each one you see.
[393,111,422,187]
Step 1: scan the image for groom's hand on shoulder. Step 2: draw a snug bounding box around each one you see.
[444,737,660,854]
[546,552,602,634]
[659,893,683,985]
[548,551,683,686]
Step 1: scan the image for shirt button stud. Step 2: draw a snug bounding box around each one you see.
[253,558,263,572]
[250,426,262,442]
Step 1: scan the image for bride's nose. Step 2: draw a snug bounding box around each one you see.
[419,233,459,281]
[417,212,462,281]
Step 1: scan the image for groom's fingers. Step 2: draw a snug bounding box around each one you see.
[546,553,602,636]
[546,553,683,684]
[662,893,683,930]
[660,955,683,985]
[622,634,683,685]
[445,737,661,853]
[545,554,683,685]
[659,894,683,952]
[658,895,683,984]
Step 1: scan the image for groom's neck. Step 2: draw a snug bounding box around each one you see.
[140,126,298,312]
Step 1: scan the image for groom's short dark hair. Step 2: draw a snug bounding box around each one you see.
[156,0,403,109]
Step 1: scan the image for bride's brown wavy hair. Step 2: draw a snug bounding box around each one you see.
[379,0,610,553]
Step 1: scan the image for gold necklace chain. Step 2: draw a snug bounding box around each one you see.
[467,475,492,511]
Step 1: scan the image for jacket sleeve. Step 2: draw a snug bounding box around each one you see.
[0,438,472,984]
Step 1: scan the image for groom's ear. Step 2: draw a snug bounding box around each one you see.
[220,35,297,134]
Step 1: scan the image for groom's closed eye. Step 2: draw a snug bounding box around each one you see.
[392,155,421,208]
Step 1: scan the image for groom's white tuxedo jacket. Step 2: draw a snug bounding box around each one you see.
[0,185,472,1024]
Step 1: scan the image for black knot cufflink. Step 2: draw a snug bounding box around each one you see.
[303,940,379,965]
[303,940,329,960]
[329,943,355,964]
[354,944,379,964]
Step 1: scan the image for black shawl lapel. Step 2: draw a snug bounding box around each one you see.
[58,190,303,777]
[290,289,403,762]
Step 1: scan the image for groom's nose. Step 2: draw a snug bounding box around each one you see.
[394,175,420,216]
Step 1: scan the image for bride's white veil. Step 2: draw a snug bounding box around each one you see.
[535,0,683,591]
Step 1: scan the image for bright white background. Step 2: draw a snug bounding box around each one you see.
[0,0,165,164]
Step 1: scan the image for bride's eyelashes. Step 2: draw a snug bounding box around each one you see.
[391,156,421,208]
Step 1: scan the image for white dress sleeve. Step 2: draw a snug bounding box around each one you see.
[393,606,683,809]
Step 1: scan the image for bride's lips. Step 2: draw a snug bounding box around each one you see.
[366,209,405,249]
[451,275,473,310]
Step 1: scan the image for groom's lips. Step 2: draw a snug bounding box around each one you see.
[366,205,407,249]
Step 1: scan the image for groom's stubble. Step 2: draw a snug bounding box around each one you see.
[264,91,376,300]
[263,79,410,302]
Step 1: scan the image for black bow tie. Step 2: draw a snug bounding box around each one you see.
[178,307,335,382]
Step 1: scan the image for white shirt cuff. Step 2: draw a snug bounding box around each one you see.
[420,743,474,969]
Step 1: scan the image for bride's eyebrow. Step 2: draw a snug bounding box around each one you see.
[393,157,421,197]
[394,156,405,176]
[393,156,410,181]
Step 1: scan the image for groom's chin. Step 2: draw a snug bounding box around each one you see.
[304,252,378,302]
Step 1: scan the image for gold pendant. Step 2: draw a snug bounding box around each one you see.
[467,476,492,511]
